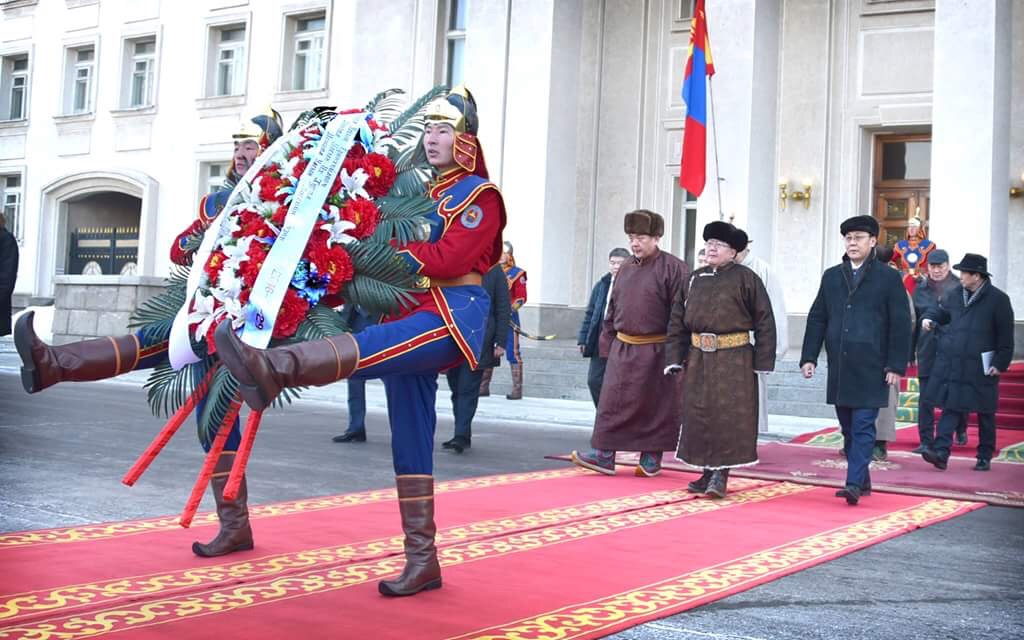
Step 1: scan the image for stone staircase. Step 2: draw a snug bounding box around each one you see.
[484,339,835,418]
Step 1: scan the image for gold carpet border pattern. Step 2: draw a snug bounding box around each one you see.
[0,480,762,624]
[0,483,808,639]
[0,468,585,549]
[455,498,976,640]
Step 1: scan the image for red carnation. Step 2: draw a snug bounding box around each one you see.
[308,243,355,294]
[238,241,269,288]
[291,159,308,179]
[340,199,380,240]
[362,153,397,198]
[259,174,285,202]
[272,287,309,339]
[237,209,273,240]
[347,143,367,160]
[203,250,227,283]
[271,204,289,227]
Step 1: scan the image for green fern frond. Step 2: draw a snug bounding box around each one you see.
[198,365,240,449]
[294,303,351,340]
[364,88,406,123]
[342,274,418,315]
[144,357,212,418]
[373,194,433,245]
[385,85,447,137]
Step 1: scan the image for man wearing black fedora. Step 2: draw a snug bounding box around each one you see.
[800,215,912,505]
[919,253,1015,471]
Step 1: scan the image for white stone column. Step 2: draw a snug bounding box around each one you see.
[699,0,780,258]
[929,0,1012,283]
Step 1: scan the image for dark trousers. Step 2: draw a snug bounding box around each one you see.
[917,375,966,446]
[346,379,367,432]
[935,410,996,461]
[446,361,484,441]
[586,356,608,408]
[836,406,878,489]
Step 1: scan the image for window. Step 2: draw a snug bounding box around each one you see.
[121,37,157,108]
[0,54,30,121]
[202,161,231,194]
[1,174,23,244]
[283,12,326,91]
[62,46,95,115]
[444,0,466,86]
[208,24,246,97]
[670,184,698,267]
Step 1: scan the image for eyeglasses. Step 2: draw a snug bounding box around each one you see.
[844,233,871,243]
[704,240,730,250]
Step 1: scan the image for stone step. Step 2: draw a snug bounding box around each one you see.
[766,400,836,419]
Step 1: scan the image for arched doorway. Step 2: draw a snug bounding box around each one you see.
[36,170,159,297]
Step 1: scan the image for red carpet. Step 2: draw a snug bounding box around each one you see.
[0,469,979,639]
[791,423,1024,461]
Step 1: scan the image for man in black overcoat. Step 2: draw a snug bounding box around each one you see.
[910,249,966,453]
[800,215,911,505]
[0,213,17,336]
[919,253,1015,471]
[577,247,630,407]
[442,262,511,453]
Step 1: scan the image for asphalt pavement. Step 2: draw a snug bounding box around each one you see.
[1,346,1021,639]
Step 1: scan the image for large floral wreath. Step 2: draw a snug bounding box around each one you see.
[131,87,446,444]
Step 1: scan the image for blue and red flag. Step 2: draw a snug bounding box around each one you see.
[679,0,715,196]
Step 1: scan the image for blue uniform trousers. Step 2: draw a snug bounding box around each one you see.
[836,406,878,489]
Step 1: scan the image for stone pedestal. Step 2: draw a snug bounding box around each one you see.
[51,275,166,344]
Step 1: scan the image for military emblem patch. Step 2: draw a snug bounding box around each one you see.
[460,205,484,229]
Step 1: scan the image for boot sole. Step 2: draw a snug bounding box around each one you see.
[378,577,442,597]
[215,322,272,411]
[570,452,615,476]
[191,540,255,558]
[634,466,661,477]
[705,490,727,499]
[14,312,41,394]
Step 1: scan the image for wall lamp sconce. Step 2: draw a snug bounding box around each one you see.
[779,179,813,210]
[1011,172,1024,198]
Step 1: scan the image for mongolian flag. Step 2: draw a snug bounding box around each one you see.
[679,0,715,196]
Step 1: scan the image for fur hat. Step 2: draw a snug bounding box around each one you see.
[839,215,879,237]
[703,221,746,252]
[623,210,664,237]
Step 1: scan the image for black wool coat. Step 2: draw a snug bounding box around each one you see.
[476,263,511,370]
[0,226,18,336]
[577,272,612,358]
[911,272,959,377]
[800,253,912,408]
[923,281,1015,414]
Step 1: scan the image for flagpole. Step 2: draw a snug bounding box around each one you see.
[708,77,724,221]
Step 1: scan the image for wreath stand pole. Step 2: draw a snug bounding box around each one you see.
[222,409,263,501]
[121,367,218,487]
[178,394,242,528]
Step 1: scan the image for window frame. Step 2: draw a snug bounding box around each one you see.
[0,53,31,122]
[60,42,98,116]
[117,32,160,111]
[279,8,329,94]
[441,0,466,87]
[205,20,249,98]
[0,170,25,245]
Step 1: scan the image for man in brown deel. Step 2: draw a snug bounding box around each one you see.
[665,221,776,498]
[571,209,689,477]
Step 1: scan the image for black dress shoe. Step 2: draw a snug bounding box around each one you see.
[443,437,470,454]
[836,484,861,505]
[973,459,991,471]
[911,444,930,455]
[955,431,968,446]
[921,448,948,470]
[332,430,366,443]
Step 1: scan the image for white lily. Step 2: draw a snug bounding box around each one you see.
[211,288,246,328]
[321,218,357,247]
[187,292,224,343]
[215,268,243,301]
[339,167,370,200]
[221,236,253,271]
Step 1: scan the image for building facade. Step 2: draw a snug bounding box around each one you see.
[1,0,1021,346]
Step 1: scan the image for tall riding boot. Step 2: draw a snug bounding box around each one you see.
[506,363,523,400]
[192,452,254,557]
[478,368,494,397]
[214,322,359,411]
[379,475,442,597]
[706,469,731,499]
[14,311,140,394]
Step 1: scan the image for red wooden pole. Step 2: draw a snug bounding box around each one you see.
[121,367,217,487]
[223,409,263,501]
[178,396,242,528]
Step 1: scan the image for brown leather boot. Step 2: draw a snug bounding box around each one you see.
[506,363,523,400]
[214,321,358,411]
[478,368,493,397]
[192,452,254,557]
[706,469,730,499]
[378,475,442,597]
[14,311,140,394]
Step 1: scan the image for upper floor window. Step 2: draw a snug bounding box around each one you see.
[444,0,466,86]
[0,54,30,121]
[63,46,95,115]
[201,160,231,194]
[207,24,246,97]
[1,173,23,244]
[122,37,156,108]
[283,12,326,91]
